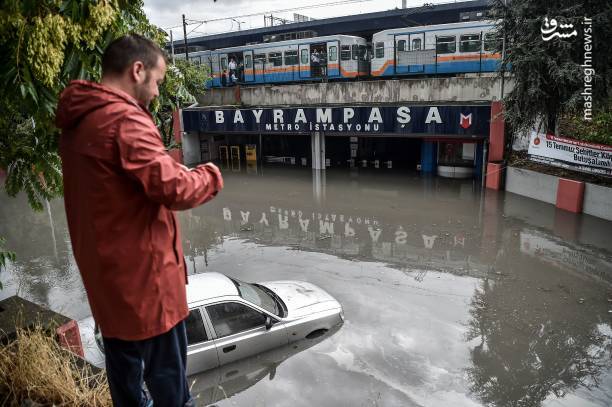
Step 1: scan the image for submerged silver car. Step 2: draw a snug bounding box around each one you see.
[94,272,344,375]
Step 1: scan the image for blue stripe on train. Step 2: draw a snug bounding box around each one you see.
[376,59,502,77]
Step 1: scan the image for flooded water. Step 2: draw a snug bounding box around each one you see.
[1,167,612,407]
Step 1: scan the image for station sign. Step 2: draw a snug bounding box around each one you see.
[183,105,491,137]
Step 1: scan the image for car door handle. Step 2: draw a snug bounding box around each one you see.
[223,345,236,353]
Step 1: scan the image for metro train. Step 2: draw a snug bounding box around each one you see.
[180,20,501,88]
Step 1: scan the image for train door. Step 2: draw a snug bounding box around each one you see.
[299,44,310,78]
[243,50,254,82]
[219,53,228,85]
[310,42,327,78]
[408,33,426,73]
[326,40,340,78]
[208,53,219,87]
[254,53,265,83]
[205,54,214,86]
[357,44,369,77]
[394,34,409,74]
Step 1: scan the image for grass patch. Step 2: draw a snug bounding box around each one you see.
[0,325,111,406]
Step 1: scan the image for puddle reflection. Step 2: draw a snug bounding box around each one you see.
[1,167,612,406]
[189,326,341,406]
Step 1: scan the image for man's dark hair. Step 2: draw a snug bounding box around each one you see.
[102,34,166,76]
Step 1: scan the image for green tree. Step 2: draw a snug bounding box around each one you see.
[0,0,209,211]
[491,0,612,134]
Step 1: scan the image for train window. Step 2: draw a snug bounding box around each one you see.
[244,54,252,68]
[189,56,201,65]
[221,57,228,70]
[328,46,337,62]
[351,44,358,60]
[375,42,384,59]
[412,38,422,51]
[460,34,481,52]
[340,45,351,61]
[436,36,456,54]
[254,54,266,64]
[301,49,309,64]
[284,50,298,66]
[397,40,406,52]
[483,33,500,52]
[268,52,282,66]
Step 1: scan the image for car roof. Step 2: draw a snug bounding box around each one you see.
[186,272,240,304]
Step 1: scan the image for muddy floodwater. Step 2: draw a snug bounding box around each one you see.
[1,167,612,407]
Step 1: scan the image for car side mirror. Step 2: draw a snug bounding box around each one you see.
[265,316,274,330]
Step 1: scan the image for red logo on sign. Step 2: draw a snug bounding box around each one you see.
[460,113,472,129]
[534,137,541,146]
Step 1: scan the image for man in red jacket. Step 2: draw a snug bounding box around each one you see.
[56,34,222,406]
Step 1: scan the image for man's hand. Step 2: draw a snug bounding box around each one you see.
[200,162,224,192]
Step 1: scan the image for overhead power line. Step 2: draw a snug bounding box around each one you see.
[165,0,374,29]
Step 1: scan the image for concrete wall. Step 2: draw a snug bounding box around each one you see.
[506,167,558,205]
[197,75,513,107]
[506,166,612,222]
[584,183,612,221]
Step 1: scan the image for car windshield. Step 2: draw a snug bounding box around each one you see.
[229,278,281,317]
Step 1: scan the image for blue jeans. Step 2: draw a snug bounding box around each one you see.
[102,320,194,407]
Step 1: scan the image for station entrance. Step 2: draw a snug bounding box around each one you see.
[325,135,422,170]
[197,132,481,178]
[182,104,491,179]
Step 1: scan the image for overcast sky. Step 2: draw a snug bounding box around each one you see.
[143,0,454,40]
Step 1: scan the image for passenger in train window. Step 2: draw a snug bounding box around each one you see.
[311,50,320,65]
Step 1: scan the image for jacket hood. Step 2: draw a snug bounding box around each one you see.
[56,80,141,131]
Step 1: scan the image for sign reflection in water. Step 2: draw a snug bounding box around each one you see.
[177,169,612,407]
[2,167,612,406]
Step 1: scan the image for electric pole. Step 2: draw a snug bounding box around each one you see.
[170,30,175,63]
[182,14,189,60]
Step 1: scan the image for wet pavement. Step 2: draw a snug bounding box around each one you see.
[1,166,611,406]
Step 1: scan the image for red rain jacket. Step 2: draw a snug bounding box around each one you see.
[56,80,223,341]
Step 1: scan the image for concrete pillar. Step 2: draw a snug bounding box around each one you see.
[485,101,505,190]
[311,131,326,170]
[420,141,436,173]
[556,178,585,213]
[312,169,327,205]
[488,101,505,162]
[485,163,503,190]
[56,319,85,358]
